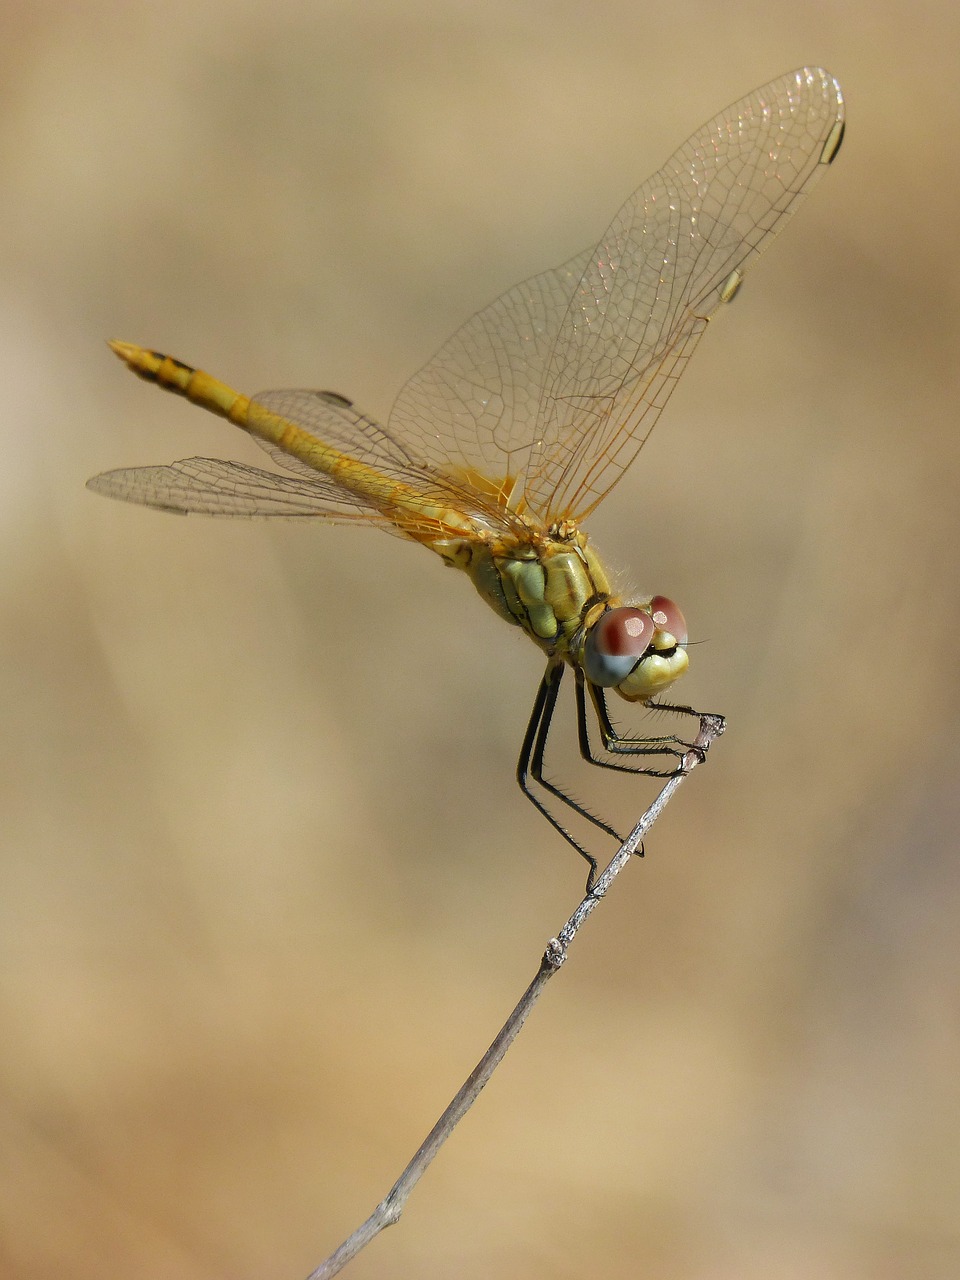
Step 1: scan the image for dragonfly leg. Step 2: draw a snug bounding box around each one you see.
[644,697,721,764]
[518,661,622,892]
[645,698,703,720]
[575,671,701,776]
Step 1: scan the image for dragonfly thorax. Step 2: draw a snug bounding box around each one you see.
[434,529,689,701]
[434,527,611,655]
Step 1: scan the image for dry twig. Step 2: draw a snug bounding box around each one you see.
[305,712,725,1280]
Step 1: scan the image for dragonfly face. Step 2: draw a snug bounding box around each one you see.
[582,599,689,700]
[89,67,844,889]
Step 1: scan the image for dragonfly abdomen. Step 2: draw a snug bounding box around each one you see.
[108,341,252,424]
[106,341,477,531]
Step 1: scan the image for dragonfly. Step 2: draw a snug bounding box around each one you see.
[89,66,844,889]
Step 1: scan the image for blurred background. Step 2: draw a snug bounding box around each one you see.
[2,3,959,1278]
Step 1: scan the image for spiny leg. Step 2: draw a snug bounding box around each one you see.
[518,661,620,891]
[646,697,708,720]
[575,670,700,776]
[643,696,723,764]
[641,696,712,764]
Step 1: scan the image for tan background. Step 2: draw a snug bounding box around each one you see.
[3,3,959,1277]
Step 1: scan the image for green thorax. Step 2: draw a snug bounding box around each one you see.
[432,526,615,659]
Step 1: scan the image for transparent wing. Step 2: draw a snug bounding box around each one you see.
[248,387,535,535]
[389,66,843,523]
[88,387,530,539]
[390,246,595,506]
[250,388,423,478]
[86,455,400,528]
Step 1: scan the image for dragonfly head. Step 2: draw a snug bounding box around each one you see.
[582,596,689,702]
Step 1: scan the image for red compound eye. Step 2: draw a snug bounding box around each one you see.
[594,607,655,657]
[583,607,655,687]
[649,596,687,646]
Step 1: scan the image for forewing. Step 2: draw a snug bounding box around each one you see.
[387,67,842,525]
[389,247,594,501]
[527,66,845,521]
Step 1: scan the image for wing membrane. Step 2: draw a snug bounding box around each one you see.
[251,388,422,478]
[247,388,534,535]
[390,247,595,497]
[87,456,397,526]
[92,69,843,538]
[89,388,531,538]
[389,67,843,522]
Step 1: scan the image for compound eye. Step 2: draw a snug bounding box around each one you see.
[583,607,655,687]
[649,596,687,646]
